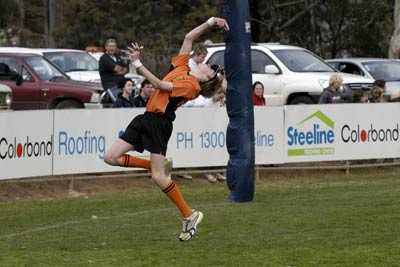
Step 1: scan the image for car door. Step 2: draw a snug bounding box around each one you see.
[0,56,41,110]
[206,49,284,104]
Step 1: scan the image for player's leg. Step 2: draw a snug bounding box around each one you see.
[104,138,151,170]
[150,153,203,241]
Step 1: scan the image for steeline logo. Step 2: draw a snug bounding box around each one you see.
[287,111,335,156]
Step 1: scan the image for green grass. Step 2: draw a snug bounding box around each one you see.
[1,172,400,266]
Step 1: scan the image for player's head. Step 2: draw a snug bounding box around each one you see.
[198,64,225,98]
[191,43,208,64]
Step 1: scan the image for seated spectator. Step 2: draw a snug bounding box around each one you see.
[319,74,344,104]
[113,79,134,108]
[359,92,370,103]
[132,79,155,107]
[252,81,266,106]
[369,80,386,103]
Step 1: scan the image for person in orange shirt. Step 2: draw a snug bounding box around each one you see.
[104,17,229,241]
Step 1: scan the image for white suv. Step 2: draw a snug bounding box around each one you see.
[205,43,374,105]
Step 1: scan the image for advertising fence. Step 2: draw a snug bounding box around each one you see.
[0,104,398,180]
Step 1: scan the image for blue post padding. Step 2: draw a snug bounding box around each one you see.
[224,0,255,202]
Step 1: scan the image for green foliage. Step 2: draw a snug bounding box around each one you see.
[53,0,219,73]
[3,1,397,70]
[254,0,394,58]
[0,0,18,28]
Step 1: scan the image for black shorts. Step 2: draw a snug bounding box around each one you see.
[120,112,173,155]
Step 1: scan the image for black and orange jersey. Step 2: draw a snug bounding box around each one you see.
[146,54,201,119]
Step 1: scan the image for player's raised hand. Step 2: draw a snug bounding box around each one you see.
[127,42,144,61]
[214,18,230,31]
[207,17,230,31]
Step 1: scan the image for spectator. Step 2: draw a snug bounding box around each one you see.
[369,80,386,103]
[99,38,129,103]
[184,43,209,107]
[319,74,344,104]
[189,43,208,69]
[113,79,134,108]
[252,81,266,106]
[132,79,155,107]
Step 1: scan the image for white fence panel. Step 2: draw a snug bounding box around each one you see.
[0,110,53,180]
[285,103,400,162]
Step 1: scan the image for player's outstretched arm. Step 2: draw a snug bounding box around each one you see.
[128,43,173,92]
[179,17,229,55]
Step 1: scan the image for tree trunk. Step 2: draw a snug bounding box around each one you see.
[250,0,260,42]
[14,0,25,46]
[389,0,400,58]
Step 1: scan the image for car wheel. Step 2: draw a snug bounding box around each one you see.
[56,100,83,109]
[289,96,314,105]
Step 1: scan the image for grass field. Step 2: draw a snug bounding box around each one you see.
[1,170,400,266]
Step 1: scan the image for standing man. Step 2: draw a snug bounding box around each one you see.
[99,38,129,103]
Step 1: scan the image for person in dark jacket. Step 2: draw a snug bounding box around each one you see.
[132,79,155,107]
[319,74,344,104]
[99,38,129,103]
[113,78,134,108]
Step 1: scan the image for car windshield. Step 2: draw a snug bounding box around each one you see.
[43,51,99,72]
[362,61,400,81]
[272,49,334,72]
[25,56,66,81]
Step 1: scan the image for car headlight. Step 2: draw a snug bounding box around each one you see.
[90,92,100,103]
[318,79,329,88]
[5,93,12,106]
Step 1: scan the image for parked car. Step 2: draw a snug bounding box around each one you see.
[327,58,400,101]
[0,48,145,99]
[0,47,101,83]
[204,43,374,105]
[0,52,102,110]
[0,83,12,109]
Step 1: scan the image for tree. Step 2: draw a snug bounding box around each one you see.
[251,0,393,58]
[390,0,400,58]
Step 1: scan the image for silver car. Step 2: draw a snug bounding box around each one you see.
[327,58,400,101]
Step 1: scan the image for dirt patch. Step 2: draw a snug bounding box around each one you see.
[1,166,398,202]
[0,175,155,202]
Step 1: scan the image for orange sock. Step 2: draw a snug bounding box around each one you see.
[162,181,193,218]
[117,154,151,170]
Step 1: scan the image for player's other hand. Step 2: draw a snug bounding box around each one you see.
[214,18,230,31]
[128,42,143,61]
